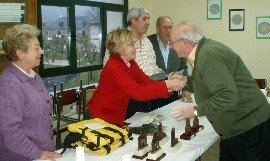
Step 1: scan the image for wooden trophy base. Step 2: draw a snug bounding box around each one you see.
[168,140,182,153]
[180,133,195,140]
[132,145,151,160]
[159,136,169,146]
[146,149,166,161]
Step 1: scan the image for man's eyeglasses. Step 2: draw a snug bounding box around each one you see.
[159,26,172,30]
[169,38,181,47]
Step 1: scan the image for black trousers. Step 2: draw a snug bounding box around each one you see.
[125,91,178,120]
[220,118,270,161]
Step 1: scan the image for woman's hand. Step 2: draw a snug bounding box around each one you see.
[40,151,62,161]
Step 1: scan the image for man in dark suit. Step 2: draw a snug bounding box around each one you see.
[148,16,191,105]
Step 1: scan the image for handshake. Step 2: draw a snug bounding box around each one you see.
[165,70,187,92]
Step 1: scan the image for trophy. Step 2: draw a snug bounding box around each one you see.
[180,118,196,140]
[146,132,166,161]
[157,122,168,146]
[167,127,181,153]
[132,131,151,159]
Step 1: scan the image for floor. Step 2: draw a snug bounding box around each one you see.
[201,139,220,161]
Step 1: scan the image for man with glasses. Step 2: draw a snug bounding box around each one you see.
[170,21,270,161]
[148,16,192,109]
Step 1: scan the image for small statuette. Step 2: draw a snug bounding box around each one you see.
[132,132,151,160]
[191,116,204,133]
[157,122,169,146]
[180,118,195,140]
[146,132,166,161]
[171,127,179,147]
[168,127,182,153]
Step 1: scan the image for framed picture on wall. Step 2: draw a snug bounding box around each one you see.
[256,16,270,39]
[207,0,222,19]
[229,9,245,31]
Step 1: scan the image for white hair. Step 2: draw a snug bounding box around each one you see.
[176,21,204,44]
[127,6,150,26]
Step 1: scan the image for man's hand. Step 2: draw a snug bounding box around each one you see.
[171,105,195,120]
[168,72,187,81]
[168,71,187,87]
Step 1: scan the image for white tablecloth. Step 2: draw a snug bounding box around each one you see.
[50,99,219,161]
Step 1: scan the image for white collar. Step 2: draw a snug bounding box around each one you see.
[12,62,36,78]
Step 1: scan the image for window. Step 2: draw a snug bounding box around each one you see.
[37,0,128,89]
[41,6,70,69]
[82,30,86,36]
[75,5,101,68]
[106,11,123,33]
[44,30,48,35]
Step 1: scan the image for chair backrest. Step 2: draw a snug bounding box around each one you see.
[55,85,83,149]
[81,84,96,120]
[254,79,267,89]
[57,88,78,106]
[49,84,58,119]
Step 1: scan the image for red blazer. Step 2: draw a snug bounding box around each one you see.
[87,54,170,125]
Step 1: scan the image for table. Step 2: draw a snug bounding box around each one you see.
[50,98,220,161]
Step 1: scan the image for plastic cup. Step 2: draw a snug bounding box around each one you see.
[76,146,85,161]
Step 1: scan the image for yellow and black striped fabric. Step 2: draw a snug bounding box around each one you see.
[63,118,129,155]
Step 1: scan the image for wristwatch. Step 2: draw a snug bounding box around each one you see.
[194,110,198,116]
[193,107,198,116]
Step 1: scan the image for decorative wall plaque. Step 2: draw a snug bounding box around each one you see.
[229,9,245,31]
[207,0,222,19]
[256,16,270,39]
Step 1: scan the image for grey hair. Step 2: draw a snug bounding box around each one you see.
[176,21,204,44]
[156,16,173,27]
[3,24,40,61]
[127,6,151,26]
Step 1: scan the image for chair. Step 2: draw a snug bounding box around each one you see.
[55,82,83,149]
[81,83,96,120]
[254,79,267,89]
[51,84,57,119]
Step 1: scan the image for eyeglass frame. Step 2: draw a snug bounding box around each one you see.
[169,38,182,47]
[158,25,173,30]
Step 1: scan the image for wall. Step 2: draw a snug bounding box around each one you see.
[0,0,36,74]
[129,0,270,86]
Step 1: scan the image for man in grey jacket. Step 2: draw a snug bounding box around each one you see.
[170,21,270,161]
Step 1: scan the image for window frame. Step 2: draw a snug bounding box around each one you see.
[37,0,128,78]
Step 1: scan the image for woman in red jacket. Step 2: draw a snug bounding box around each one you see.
[87,28,186,126]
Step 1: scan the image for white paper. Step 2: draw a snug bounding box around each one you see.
[84,122,105,130]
